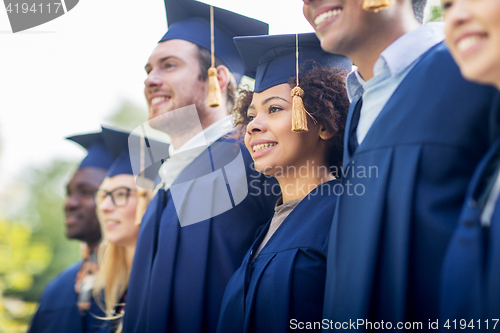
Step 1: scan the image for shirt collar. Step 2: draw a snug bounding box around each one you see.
[168,114,235,157]
[376,22,444,77]
[346,22,445,102]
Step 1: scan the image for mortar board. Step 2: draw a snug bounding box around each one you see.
[67,131,115,170]
[234,33,352,93]
[100,126,169,183]
[160,0,269,82]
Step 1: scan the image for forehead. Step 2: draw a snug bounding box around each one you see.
[147,39,200,66]
[99,174,137,190]
[251,83,292,105]
[68,167,107,188]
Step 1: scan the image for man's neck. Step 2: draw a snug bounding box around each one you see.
[170,126,205,150]
[82,241,100,261]
[351,18,421,81]
[170,107,228,150]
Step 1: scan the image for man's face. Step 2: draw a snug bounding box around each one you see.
[144,39,209,134]
[303,0,383,56]
[64,167,107,246]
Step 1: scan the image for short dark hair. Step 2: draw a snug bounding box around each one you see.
[413,0,427,23]
[233,66,350,169]
[194,45,237,112]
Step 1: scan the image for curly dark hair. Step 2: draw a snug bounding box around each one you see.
[233,66,349,169]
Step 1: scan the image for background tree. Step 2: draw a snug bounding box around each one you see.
[0,100,148,330]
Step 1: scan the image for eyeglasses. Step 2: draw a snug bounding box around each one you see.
[95,187,136,207]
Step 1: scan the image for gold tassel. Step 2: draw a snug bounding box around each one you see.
[207,5,222,108]
[135,188,151,226]
[291,34,316,133]
[362,0,392,12]
[291,87,309,133]
[207,67,222,108]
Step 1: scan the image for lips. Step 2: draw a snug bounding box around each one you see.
[455,34,486,55]
[252,142,277,153]
[104,220,120,229]
[150,95,171,107]
[65,213,82,225]
[314,8,342,27]
[248,140,278,158]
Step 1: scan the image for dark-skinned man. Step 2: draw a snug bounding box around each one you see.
[29,131,114,333]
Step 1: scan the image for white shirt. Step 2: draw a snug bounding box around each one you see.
[346,23,445,144]
[158,115,235,190]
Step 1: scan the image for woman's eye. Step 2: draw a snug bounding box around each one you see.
[269,106,282,114]
[115,191,128,198]
[247,115,255,122]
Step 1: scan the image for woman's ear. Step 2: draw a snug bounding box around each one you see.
[215,65,231,92]
[318,124,335,141]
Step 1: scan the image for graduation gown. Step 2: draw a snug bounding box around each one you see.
[441,94,500,327]
[28,262,104,333]
[122,136,279,333]
[323,42,498,329]
[217,180,339,333]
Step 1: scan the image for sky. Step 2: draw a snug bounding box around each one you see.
[0,0,439,194]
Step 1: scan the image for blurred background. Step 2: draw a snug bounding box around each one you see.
[0,0,443,331]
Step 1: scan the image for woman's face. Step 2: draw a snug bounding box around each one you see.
[444,0,500,88]
[96,175,139,248]
[244,83,330,177]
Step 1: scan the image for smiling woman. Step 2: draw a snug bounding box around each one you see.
[439,0,500,323]
[443,0,500,89]
[216,33,352,333]
[91,127,164,333]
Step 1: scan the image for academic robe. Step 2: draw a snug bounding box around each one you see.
[440,95,500,328]
[28,262,104,333]
[323,42,498,329]
[217,180,339,333]
[122,136,279,333]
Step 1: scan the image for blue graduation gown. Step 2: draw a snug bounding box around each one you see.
[441,95,500,327]
[217,180,339,333]
[323,42,498,329]
[28,262,105,333]
[122,136,279,333]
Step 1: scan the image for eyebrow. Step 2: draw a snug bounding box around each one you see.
[145,56,181,71]
[247,96,291,113]
[262,96,290,105]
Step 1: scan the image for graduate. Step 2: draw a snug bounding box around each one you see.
[121,1,279,332]
[302,0,499,327]
[216,33,352,333]
[29,131,114,333]
[440,0,500,324]
[92,127,168,333]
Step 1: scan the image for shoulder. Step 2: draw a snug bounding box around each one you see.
[38,262,81,311]
[44,262,80,293]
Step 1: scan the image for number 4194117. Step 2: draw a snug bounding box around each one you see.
[5,2,62,14]
[443,319,499,330]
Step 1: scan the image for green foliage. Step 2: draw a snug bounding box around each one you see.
[3,160,81,302]
[427,4,444,22]
[0,99,148,330]
[104,100,148,131]
[0,220,51,332]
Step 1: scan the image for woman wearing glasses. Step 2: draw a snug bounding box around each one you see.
[93,127,165,333]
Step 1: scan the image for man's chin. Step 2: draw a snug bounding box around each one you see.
[64,229,79,240]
